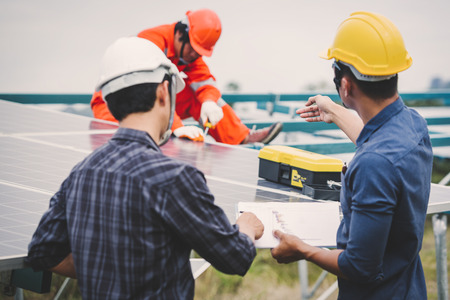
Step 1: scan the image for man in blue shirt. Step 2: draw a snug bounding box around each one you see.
[271,12,433,299]
[27,36,264,299]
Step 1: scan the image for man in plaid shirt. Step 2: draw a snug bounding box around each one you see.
[27,37,263,299]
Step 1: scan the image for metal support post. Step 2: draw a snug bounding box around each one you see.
[299,260,334,300]
[54,277,71,300]
[14,288,23,300]
[432,213,448,300]
[433,173,450,300]
[299,260,309,300]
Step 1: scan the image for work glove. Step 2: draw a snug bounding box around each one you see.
[173,126,205,142]
[200,101,224,126]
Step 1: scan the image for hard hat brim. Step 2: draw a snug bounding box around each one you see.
[319,48,332,60]
[189,35,213,57]
[99,69,185,97]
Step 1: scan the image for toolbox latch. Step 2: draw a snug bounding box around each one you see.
[279,163,291,185]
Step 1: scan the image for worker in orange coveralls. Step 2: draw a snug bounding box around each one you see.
[91,9,282,145]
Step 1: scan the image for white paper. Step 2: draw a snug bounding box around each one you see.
[237,201,341,248]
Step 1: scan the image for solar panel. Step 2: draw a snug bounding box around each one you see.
[0,101,118,270]
[0,99,312,275]
[1,99,449,276]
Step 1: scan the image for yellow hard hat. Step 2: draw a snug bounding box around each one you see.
[320,11,412,77]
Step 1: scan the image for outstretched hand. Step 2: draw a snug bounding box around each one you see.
[297,94,364,144]
[271,230,307,264]
[296,95,338,124]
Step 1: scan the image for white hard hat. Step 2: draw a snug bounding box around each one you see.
[95,36,185,97]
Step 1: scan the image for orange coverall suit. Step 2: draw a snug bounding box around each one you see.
[90,23,250,145]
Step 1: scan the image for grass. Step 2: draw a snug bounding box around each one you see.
[1,159,449,300]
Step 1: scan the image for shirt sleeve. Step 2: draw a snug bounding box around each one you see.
[137,27,168,51]
[184,58,221,103]
[338,152,399,283]
[159,165,256,276]
[26,179,72,271]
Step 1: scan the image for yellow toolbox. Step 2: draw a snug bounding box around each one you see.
[258,145,343,197]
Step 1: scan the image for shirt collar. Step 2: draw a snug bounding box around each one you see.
[112,127,161,152]
[356,97,405,146]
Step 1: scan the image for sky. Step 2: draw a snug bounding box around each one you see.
[1,0,449,94]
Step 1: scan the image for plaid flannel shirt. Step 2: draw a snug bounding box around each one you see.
[27,128,255,299]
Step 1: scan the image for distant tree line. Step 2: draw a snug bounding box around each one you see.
[429,77,450,89]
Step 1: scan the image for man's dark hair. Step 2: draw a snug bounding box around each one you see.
[335,62,398,101]
[105,74,172,121]
[174,21,189,43]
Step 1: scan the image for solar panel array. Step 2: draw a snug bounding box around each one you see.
[1,99,449,274]
[0,100,312,272]
[0,101,118,270]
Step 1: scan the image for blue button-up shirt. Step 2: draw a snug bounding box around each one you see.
[27,128,256,299]
[337,97,433,299]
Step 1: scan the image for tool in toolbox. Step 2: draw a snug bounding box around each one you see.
[258,145,344,200]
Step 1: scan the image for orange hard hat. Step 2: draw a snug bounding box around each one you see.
[185,9,221,57]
